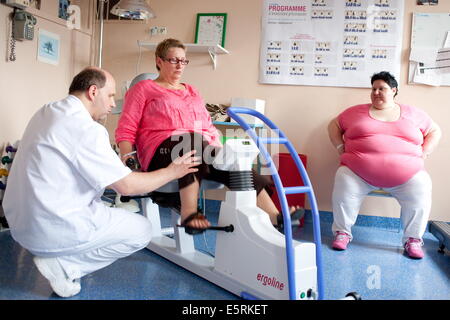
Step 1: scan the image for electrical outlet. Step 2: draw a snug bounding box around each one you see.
[159,27,167,35]
[5,0,30,9]
[150,26,167,36]
[150,26,158,36]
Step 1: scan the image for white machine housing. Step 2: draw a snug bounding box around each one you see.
[212,138,259,172]
[143,138,318,299]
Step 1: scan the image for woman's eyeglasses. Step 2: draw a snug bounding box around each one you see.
[162,57,190,65]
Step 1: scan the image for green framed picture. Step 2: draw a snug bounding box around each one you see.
[194,13,227,48]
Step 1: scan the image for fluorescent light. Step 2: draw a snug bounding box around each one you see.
[110,0,156,20]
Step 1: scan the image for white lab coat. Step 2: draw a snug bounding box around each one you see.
[3,96,152,279]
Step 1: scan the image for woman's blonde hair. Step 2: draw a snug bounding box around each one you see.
[155,38,186,71]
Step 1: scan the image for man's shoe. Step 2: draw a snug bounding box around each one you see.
[332,231,351,251]
[404,238,424,259]
[33,256,81,298]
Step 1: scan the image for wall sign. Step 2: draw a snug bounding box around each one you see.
[259,0,405,88]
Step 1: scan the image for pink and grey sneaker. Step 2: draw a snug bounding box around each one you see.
[332,231,351,251]
[404,238,424,259]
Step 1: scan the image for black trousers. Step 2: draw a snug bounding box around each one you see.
[147,132,273,195]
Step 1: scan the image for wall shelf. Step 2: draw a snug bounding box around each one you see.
[138,41,229,70]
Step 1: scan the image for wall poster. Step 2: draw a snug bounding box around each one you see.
[259,0,405,88]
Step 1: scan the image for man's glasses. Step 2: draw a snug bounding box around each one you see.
[162,57,190,65]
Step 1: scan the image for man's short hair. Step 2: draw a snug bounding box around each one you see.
[69,68,107,94]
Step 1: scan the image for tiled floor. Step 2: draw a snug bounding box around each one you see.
[0,204,448,300]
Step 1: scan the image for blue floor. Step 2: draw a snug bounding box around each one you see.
[0,202,449,300]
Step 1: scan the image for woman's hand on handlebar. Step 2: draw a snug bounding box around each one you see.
[121,155,137,169]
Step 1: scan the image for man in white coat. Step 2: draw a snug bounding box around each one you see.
[3,67,200,298]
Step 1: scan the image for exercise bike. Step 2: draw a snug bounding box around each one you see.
[133,107,359,300]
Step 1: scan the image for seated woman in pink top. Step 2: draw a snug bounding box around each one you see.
[327,71,441,259]
[116,38,302,234]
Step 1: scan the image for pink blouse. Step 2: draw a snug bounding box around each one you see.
[338,104,432,187]
[115,80,221,170]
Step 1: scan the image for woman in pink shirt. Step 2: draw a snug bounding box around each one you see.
[116,39,302,234]
[327,71,441,259]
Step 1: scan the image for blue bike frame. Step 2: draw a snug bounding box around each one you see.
[227,107,325,300]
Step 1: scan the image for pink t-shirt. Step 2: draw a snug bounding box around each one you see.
[115,80,221,170]
[338,104,432,187]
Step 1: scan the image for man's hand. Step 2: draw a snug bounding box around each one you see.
[167,150,201,179]
[110,150,201,196]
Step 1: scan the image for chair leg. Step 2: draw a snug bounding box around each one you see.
[172,210,195,254]
[142,198,162,237]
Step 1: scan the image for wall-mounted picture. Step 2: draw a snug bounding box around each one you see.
[194,13,227,48]
[417,0,438,5]
[37,29,60,66]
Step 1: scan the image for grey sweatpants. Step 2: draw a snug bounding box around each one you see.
[331,166,432,244]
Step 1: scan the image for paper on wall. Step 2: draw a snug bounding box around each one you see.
[409,14,450,86]
[411,61,442,86]
[443,31,450,48]
[436,47,450,74]
[409,47,438,64]
[409,46,450,85]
